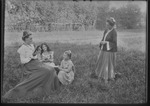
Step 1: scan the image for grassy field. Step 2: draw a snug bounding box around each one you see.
[4,29,146,52]
[2,30,146,103]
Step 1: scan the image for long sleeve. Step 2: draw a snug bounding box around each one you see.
[19,55,32,64]
[17,45,35,64]
[49,51,54,62]
[99,30,107,49]
[60,61,63,69]
[102,30,108,41]
[108,30,117,50]
[17,47,31,64]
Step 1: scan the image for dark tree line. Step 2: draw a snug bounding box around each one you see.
[5,0,145,32]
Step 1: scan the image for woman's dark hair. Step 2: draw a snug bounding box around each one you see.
[41,43,51,54]
[22,31,32,41]
[106,17,116,27]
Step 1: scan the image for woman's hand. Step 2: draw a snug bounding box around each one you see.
[100,41,108,45]
[32,55,37,59]
[58,66,62,70]
[33,52,37,56]
[43,59,51,62]
[33,50,40,56]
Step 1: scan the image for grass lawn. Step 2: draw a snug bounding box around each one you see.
[4,30,146,52]
[2,30,146,103]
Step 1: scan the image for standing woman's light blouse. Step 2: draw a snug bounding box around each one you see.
[17,44,36,64]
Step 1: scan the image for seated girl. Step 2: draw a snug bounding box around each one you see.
[40,43,56,67]
[58,50,75,85]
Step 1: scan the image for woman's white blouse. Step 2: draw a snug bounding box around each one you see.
[17,44,36,64]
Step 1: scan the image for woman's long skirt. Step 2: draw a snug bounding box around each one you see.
[3,59,60,99]
[95,50,116,81]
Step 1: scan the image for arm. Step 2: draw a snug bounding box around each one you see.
[19,55,32,64]
[59,61,63,69]
[41,55,47,62]
[31,44,38,59]
[49,51,54,62]
[59,61,73,73]
[99,30,107,48]
[18,45,37,64]
[32,55,37,59]
[107,30,117,50]
[41,53,52,62]
[61,64,72,73]
[17,47,32,64]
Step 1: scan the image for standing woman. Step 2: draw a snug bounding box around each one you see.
[94,17,117,83]
[3,31,60,99]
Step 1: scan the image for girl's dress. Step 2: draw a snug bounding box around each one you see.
[3,44,60,99]
[42,51,56,67]
[58,60,75,85]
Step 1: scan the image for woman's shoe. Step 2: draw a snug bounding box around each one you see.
[114,72,121,81]
[90,73,98,79]
[108,78,115,82]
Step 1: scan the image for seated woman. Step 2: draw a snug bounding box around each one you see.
[40,43,56,67]
[3,31,60,99]
[58,50,75,85]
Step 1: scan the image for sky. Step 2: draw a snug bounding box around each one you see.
[109,1,147,12]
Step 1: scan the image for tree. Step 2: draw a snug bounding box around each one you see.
[116,3,142,29]
[95,1,110,30]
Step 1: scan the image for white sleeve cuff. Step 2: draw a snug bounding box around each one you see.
[33,55,37,59]
[107,42,110,50]
[20,57,31,64]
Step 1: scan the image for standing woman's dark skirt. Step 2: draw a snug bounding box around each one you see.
[3,59,60,99]
[95,50,116,82]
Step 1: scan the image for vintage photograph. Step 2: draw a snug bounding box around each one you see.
[2,0,147,103]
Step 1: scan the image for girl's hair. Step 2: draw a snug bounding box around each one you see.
[33,45,41,56]
[41,43,51,54]
[64,50,72,59]
[106,17,116,27]
[35,45,41,52]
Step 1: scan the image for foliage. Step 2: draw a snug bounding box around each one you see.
[5,0,144,31]
[115,3,142,29]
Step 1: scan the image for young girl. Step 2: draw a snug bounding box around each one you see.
[41,43,55,67]
[58,50,75,85]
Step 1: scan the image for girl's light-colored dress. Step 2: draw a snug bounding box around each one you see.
[42,51,55,67]
[58,60,75,85]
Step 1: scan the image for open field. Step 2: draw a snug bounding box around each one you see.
[2,29,146,103]
[4,29,146,52]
